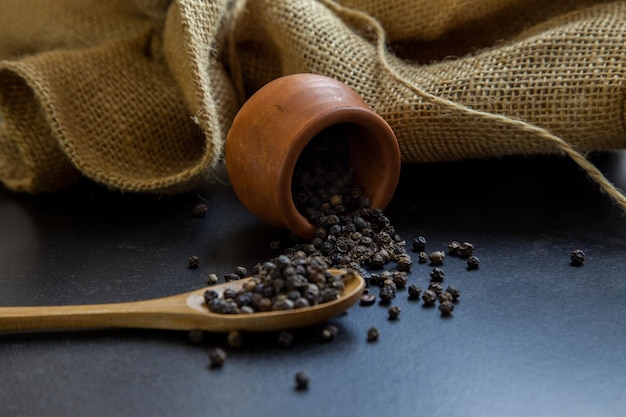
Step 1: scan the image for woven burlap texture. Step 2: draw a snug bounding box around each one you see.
[1,0,625,204]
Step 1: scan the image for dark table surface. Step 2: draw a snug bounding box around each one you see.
[1,152,625,417]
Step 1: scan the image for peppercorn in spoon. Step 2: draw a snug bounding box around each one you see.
[0,270,364,333]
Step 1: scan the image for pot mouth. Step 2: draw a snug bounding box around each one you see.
[276,107,401,240]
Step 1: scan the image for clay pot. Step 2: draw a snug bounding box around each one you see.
[225,73,401,239]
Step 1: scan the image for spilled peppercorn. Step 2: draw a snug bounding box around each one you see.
[439,301,455,316]
[192,203,208,218]
[388,305,401,320]
[466,255,480,270]
[367,326,380,342]
[322,325,339,341]
[570,249,585,266]
[429,251,445,266]
[294,371,310,390]
[188,255,200,269]
[208,347,227,368]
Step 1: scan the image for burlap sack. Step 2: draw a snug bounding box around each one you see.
[0,0,234,193]
[1,0,625,206]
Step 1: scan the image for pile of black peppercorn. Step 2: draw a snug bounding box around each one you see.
[289,134,410,278]
[287,134,413,308]
[204,252,349,314]
[204,132,478,337]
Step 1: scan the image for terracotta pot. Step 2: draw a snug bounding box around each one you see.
[225,73,401,239]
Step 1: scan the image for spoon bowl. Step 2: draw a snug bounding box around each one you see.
[0,270,365,333]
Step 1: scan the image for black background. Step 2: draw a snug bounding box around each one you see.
[1,152,625,417]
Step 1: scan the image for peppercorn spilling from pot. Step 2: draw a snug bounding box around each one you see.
[292,131,372,218]
[288,133,410,275]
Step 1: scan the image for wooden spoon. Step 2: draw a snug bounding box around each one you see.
[0,270,365,333]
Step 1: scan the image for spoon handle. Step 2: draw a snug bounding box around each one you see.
[0,291,204,332]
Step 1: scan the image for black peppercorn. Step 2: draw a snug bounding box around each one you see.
[272,298,295,311]
[379,286,395,303]
[188,255,200,269]
[445,285,460,301]
[222,288,238,299]
[439,300,455,316]
[256,298,272,312]
[358,195,371,208]
[192,203,208,217]
[294,371,310,390]
[227,330,244,349]
[466,255,480,270]
[269,240,281,250]
[417,251,428,263]
[448,240,460,256]
[319,287,340,303]
[429,251,445,265]
[224,273,240,282]
[242,279,257,292]
[396,255,413,272]
[412,236,426,252]
[438,291,453,303]
[235,291,254,307]
[322,324,339,341]
[428,282,444,295]
[422,289,437,305]
[391,271,408,288]
[458,242,474,258]
[293,297,310,309]
[187,329,204,344]
[207,273,218,285]
[380,271,393,286]
[407,284,422,300]
[367,326,380,342]
[277,330,295,347]
[208,347,227,368]
[203,289,218,304]
[388,305,401,320]
[234,266,248,278]
[360,293,376,306]
[369,273,382,287]
[570,249,585,266]
[370,252,386,268]
[430,267,445,282]
[329,194,342,207]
